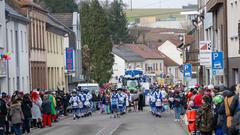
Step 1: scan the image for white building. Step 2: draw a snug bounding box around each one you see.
[5,4,30,94]
[227,0,240,86]
[0,0,7,93]
[158,40,183,65]
[110,46,145,83]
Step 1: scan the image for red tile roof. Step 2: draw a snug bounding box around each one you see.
[122,44,164,59]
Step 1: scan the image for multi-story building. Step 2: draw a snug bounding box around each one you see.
[53,13,82,89]
[206,0,228,86]
[8,0,49,90]
[0,0,7,92]
[46,14,72,90]
[5,3,30,94]
[227,0,240,86]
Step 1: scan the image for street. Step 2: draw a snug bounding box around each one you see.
[29,110,186,135]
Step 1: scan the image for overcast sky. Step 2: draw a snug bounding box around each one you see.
[102,0,197,8]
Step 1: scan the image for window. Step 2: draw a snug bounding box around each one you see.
[25,32,27,53]
[238,23,240,52]
[160,63,162,71]
[15,31,19,67]
[13,78,15,90]
[145,64,148,71]
[0,25,2,48]
[233,68,239,84]
[175,68,178,78]
[153,63,155,71]
[17,77,20,90]
[21,31,23,52]
[156,63,158,71]
[22,77,25,91]
[11,30,13,52]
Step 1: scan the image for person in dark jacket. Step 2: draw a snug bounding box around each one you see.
[41,95,52,128]
[21,94,32,134]
[138,90,145,111]
[0,93,7,135]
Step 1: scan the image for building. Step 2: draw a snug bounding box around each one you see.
[111,45,145,83]
[46,14,72,90]
[0,0,7,92]
[52,13,82,89]
[8,0,49,90]
[206,0,228,86]
[124,44,165,76]
[5,3,30,94]
[227,0,240,86]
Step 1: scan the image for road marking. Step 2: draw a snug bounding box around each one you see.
[95,127,106,135]
[108,122,122,135]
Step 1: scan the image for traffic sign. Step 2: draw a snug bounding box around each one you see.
[184,64,192,78]
[212,52,224,76]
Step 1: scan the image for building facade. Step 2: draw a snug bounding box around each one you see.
[0,0,7,92]
[227,0,240,86]
[46,15,71,90]
[5,3,30,94]
[206,0,228,86]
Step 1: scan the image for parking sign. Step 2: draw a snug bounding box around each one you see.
[184,64,192,78]
[212,52,224,75]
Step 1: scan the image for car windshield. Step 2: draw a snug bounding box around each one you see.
[127,80,138,88]
[81,86,98,93]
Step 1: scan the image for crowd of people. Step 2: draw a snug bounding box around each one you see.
[0,89,71,135]
[147,83,240,135]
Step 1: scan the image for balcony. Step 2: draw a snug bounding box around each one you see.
[206,0,224,12]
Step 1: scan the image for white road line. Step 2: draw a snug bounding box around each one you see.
[108,122,122,135]
[95,127,106,135]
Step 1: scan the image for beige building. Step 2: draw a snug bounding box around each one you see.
[46,15,71,90]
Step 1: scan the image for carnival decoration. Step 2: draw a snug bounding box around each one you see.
[0,52,12,61]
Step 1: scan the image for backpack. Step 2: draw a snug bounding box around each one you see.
[224,96,234,128]
[197,107,214,132]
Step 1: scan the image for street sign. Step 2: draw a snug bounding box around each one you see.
[184,64,192,78]
[199,41,212,67]
[66,48,75,72]
[212,52,224,76]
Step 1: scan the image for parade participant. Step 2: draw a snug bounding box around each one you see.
[154,88,163,117]
[100,93,106,113]
[69,90,80,120]
[31,91,42,128]
[78,90,87,117]
[110,89,119,118]
[138,90,144,112]
[149,89,156,114]
[117,88,125,115]
[105,91,111,114]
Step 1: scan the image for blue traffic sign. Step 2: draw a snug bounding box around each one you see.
[212,52,224,70]
[184,64,192,78]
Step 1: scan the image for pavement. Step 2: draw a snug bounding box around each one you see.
[29,109,187,135]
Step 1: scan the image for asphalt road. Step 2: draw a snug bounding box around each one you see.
[30,109,187,135]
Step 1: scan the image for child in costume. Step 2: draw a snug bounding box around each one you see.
[154,88,163,117]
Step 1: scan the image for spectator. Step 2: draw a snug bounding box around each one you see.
[173,91,182,121]
[21,94,32,134]
[41,95,52,128]
[196,96,214,135]
[10,98,24,135]
[31,91,42,128]
[0,93,7,135]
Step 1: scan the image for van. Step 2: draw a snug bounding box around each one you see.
[77,83,99,94]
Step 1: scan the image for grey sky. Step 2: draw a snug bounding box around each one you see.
[103,0,197,8]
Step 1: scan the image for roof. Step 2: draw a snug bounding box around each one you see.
[112,45,145,62]
[124,44,164,59]
[46,14,73,34]
[5,3,29,23]
[158,51,179,66]
[21,1,48,13]
[52,13,73,28]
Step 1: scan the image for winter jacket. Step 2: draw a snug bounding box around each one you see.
[173,95,182,108]
[21,99,32,119]
[41,100,52,114]
[0,99,7,125]
[10,103,24,124]
[196,104,214,132]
